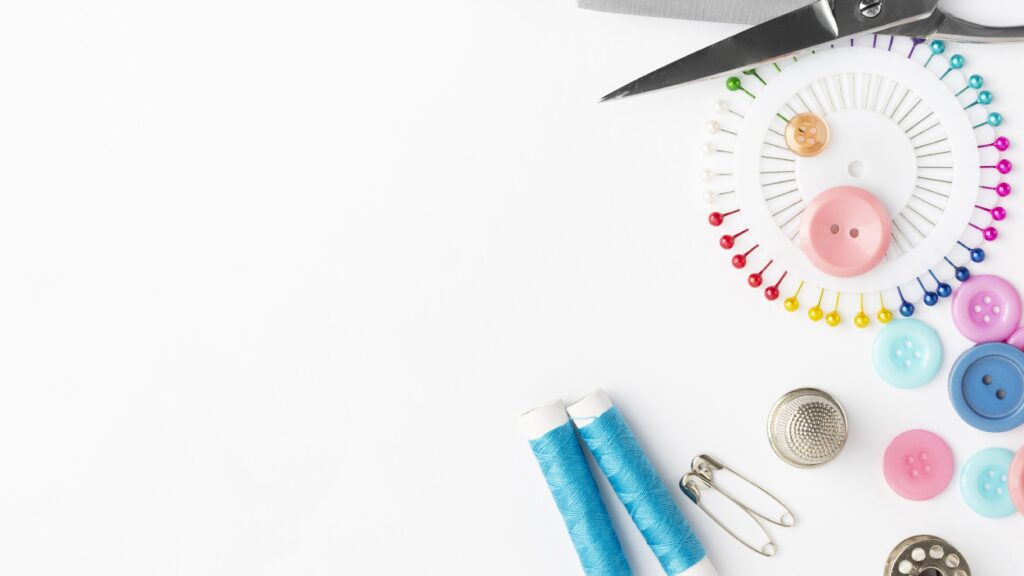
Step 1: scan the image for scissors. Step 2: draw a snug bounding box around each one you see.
[601,0,1024,101]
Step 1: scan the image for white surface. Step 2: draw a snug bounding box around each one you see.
[0,1,1022,575]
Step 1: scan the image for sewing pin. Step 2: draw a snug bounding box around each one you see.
[939,54,965,80]
[964,90,993,110]
[923,40,945,67]
[784,281,803,312]
[808,288,825,322]
[956,74,984,97]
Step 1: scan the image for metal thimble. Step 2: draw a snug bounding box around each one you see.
[885,535,971,576]
[767,388,848,468]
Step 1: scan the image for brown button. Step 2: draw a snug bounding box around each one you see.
[785,112,829,157]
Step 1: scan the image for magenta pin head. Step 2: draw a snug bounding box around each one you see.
[997,159,1013,174]
[997,182,1012,197]
[992,206,1008,221]
[984,226,999,241]
[994,137,1011,151]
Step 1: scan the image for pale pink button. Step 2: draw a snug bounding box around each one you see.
[883,429,954,501]
[1008,327,1024,352]
[1011,446,1024,514]
[951,274,1022,343]
[800,186,891,277]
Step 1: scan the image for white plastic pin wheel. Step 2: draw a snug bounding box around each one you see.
[702,37,1011,329]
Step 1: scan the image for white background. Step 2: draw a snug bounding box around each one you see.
[0,1,1021,574]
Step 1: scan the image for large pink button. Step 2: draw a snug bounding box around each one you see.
[1007,444,1024,510]
[951,275,1022,343]
[883,429,954,501]
[1012,447,1024,514]
[800,186,891,277]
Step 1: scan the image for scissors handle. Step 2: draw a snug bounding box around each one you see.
[933,12,1024,43]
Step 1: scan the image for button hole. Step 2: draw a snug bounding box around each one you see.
[830,224,840,235]
[983,375,993,385]
[997,389,1007,400]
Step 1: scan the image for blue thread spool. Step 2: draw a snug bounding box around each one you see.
[569,391,715,576]
[523,401,632,576]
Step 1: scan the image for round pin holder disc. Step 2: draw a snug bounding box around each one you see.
[702,38,1009,329]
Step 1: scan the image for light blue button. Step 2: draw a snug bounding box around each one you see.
[961,447,1016,518]
[872,319,943,389]
[949,343,1024,432]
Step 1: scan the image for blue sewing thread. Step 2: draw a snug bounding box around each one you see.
[529,421,633,576]
[576,406,706,576]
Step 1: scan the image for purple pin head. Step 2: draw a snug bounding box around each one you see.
[994,137,1011,151]
[997,182,1012,197]
[998,159,1013,174]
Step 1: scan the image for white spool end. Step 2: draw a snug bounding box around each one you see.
[675,556,718,576]
[567,389,614,429]
[521,400,569,440]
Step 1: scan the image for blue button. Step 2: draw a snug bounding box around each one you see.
[872,319,943,389]
[949,343,1024,432]
[960,447,1016,518]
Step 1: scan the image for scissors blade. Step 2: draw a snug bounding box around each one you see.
[600,0,939,101]
[578,0,816,26]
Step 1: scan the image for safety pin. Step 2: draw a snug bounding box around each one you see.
[678,455,795,557]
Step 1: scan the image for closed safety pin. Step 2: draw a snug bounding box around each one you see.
[678,455,795,557]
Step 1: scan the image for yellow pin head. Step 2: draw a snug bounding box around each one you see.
[854,311,870,328]
[825,311,841,327]
[808,306,824,322]
[878,308,894,324]
[784,297,799,312]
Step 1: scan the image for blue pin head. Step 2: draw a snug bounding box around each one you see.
[971,248,986,263]
[949,54,965,69]
[923,291,939,306]
[937,282,953,298]
[930,40,946,55]
[987,112,1003,127]
[955,266,971,282]
[969,74,984,89]
[978,91,994,106]
[900,302,916,317]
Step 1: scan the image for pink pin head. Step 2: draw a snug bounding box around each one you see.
[997,182,1012,197]
[984,226,999,241]
[998,159,1013,174]
[994,137,1011,151]
[992,206,1008,221]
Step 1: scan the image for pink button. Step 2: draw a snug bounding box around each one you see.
[951,274,1022,343]
[800,186,891,277]
[1012,447,1024,514]
[1008,327,1024,352]
[883,429,954,501]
